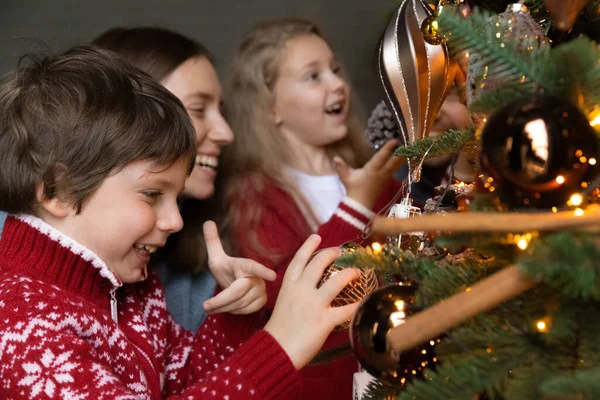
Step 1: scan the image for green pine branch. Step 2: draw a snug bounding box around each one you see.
[438,7,552,93]
[517,232,600,301]
[394,126,476,160]
[541,366,600,400]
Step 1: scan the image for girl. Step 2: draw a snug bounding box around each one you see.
[0,46,360,399]
[93,27,270,332]
[214,17,406,399]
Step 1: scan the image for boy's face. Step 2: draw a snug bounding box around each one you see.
[53,157,188,283]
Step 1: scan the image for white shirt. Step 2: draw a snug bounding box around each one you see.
[287,168,347,224]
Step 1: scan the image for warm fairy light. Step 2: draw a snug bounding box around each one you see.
[555,175,565,184]
[580,156,587,163]
[465,287,472,292]
[394,300,405,310]
[576,149,583,157]
[400,377,406,384]
[371,242,382,254]
[582,182,589,188]
[513,233,533,250]
[536,319,550,333]
[551,207,558,213]
[590,158,597,165]
[421,349,427,355]
[430,340,435,345]
[486,348,492,353]
[568,193,584,207]
[574,208,585,216]
[589,109,600,127]
[517,239,528,250]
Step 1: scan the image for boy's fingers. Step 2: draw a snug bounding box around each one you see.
[317,268,361,303]
[285,234,322,282]
[328,302,360,328]
[203,220,226,261]
[300,247,342,286]
[230,296,267,315]
[203,281,251,313]
[234,259,277,281]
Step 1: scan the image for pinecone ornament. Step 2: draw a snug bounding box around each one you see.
[365,101,400,149]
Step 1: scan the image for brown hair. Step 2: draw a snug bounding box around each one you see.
[93,27,225,273]
[0,45,195,215]
[92,27,212,81]
[223,17,372,257]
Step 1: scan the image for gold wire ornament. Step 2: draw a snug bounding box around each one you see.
[316,242,379,330]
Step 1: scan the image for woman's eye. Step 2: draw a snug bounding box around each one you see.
[188,106,206,117]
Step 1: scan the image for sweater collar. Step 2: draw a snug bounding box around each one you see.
[0,215,122,308]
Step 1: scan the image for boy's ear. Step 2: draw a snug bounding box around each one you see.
[35,183,71,218]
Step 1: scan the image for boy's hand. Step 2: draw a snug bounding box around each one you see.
[334,139,405,209]
[264,235,361,370]
[203,221,277,315]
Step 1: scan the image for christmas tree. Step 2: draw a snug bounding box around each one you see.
[341,1,600,399]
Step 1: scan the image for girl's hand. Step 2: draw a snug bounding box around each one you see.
[334,139,405,209]
[203,221,277,315]
[264,235,361,369]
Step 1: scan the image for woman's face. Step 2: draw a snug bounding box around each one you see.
[161,56,234,200]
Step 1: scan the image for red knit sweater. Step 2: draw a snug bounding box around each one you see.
[0,215,301,399]
[206,177,403,400]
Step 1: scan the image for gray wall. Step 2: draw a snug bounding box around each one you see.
[1,0,398,114]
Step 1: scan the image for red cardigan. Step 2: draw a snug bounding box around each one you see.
[0,215,300,399]
[206,176,403,400]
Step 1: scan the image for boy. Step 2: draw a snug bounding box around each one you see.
[0,46,359,399]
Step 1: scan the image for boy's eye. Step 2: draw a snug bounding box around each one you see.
[143,191,162,200]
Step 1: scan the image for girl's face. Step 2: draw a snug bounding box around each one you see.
[272,34,350,148]
[161,56,234,200]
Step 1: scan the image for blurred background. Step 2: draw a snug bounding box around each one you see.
[0,0,399,114]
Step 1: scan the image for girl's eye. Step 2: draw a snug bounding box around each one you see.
[306,72,319,81]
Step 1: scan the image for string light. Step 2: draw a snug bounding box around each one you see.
[574,208,585,216]
[555,175,565,184]
[567,193,584,207]
[589,109,600,127]
[371,242,382,254]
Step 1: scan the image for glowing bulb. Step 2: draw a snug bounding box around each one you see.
[574,208,585,216]
[536,320,548,332]
[371,242,382,254]
[580,156,587,163]
[590,109,600,127]
[555,175,565,184]
[517,239,528,250]
[394,300,405,310]
[590,158,597,165]
[568,193,583,207]
[551,207,557,213]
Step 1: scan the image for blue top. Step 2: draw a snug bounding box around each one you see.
[0,212,6,238]
[152,260,216,333]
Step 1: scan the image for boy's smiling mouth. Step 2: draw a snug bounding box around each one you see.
[133,243,158,255]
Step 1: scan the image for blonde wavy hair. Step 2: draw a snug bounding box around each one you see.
[223,17,372,251]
